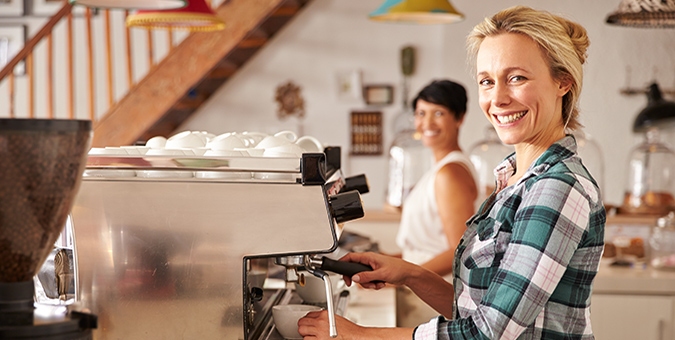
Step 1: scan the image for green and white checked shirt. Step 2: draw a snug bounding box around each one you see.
[414,135,606,340]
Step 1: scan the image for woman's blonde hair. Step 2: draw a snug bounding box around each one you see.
[466,6,590,131]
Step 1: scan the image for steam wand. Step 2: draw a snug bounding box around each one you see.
[304,265,337,338]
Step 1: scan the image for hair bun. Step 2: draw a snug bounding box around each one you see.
[562,19,590,64]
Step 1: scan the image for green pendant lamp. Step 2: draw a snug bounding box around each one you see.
[369,0,464,24]
[69,0,187,10]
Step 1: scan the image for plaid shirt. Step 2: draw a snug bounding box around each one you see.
[414,135,605,340]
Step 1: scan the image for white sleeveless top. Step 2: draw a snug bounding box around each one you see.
[395,151,478,273]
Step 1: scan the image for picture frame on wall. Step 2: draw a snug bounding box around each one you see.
[0,0,24,17]
[0,25,26,76]
[363,85,394,106]
[32,0,88,16]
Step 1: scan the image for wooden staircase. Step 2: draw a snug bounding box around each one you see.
[94,0,312,147]
[0,0,312,147]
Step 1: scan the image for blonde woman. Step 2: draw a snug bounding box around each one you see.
[299,6,605,339]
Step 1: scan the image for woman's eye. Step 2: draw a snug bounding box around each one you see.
[509,75,526,83]
[478,78,493,86]
[414,111,424,117]
[434,111,444,117]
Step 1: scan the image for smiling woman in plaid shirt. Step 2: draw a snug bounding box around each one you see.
[299,5,605,340]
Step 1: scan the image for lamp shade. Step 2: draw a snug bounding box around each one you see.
[633,83,675,132]
[69,0,186,10]
[126,0,225,32]
[369,0,464,24]
[606,0,675,28]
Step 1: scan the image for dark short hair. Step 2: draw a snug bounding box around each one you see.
[412,80,468,120]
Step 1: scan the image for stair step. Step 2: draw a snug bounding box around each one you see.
[238,28,269,49]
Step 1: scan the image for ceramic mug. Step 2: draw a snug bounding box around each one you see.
[295,135,323,153]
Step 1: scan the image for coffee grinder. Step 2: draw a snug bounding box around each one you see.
[0,119,97,339]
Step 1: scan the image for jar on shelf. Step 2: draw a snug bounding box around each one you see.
[618,127,675,216]
[385,108,432,208]
[650,212,675,270]
[468,126,513,201]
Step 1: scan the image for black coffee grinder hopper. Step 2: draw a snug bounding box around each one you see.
[0,119,97,339]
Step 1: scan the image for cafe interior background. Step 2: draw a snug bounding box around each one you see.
[1,0,674,210]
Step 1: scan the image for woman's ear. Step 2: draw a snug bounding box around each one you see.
[557,77,573,96]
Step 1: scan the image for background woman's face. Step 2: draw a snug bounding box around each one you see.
[414,99,461,150]
[475,33,567,148]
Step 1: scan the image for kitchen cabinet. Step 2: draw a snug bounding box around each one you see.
[591,294,673,340]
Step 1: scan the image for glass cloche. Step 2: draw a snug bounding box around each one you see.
[385,108,432,208]
[619,127,675,216]
[468,126,513,201]
[573,130,605,196]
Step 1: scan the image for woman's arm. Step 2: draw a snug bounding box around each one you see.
[339,252,455,317]
[420,163,477,276]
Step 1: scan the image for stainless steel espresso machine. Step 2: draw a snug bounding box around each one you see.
[66,147,370,339]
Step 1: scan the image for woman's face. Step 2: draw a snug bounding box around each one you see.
[476,32,569,148]
[414,99,461,151]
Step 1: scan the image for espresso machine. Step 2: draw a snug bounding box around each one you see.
[0,119,97,339]
[66,146,369,339]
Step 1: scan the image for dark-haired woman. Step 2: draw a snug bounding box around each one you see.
[396,80,478,276]
[394,80,478,325]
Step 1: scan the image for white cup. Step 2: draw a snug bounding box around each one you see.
[166,131,206,149]
[145,136,167,149]
[255,135,293,149]
[241,131,268,146]
[295,136,323,153]
[274,130,298,143]
[207,134,247,150]
[272,304,322,340]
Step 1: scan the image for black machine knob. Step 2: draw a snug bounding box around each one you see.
[249,287,264,302]
[328,191,364,224]
[342,174,369,194]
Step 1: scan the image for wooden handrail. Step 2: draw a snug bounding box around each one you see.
[0,4,72,81]
[0,2,179,122]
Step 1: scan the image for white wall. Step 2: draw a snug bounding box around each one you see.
[173,1,673,209]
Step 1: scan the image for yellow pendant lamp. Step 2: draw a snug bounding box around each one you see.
[126,0,225,32]
[69,0,187,10]
[369,0,464,24]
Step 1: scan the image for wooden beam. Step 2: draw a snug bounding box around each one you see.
[92,0,286,147]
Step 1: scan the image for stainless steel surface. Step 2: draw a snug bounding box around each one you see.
[69,152,362,340]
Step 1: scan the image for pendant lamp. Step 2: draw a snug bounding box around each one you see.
[69,0,186,10]
[126,0,225,32]
[369,0,464,24]
[633,83,675,132]
[606,0,675,28]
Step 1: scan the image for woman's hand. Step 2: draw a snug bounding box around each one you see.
[298,311,364,340]
[338,252,416,289]
[298,310,415,340]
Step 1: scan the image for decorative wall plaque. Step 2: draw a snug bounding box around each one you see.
[275,81,305,120]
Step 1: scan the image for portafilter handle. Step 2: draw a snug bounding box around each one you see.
[307,256,382,284]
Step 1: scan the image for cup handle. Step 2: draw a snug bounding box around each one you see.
[274,130,298,142]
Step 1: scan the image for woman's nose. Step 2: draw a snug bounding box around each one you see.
[491,83,511,107]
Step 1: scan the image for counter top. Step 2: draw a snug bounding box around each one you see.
[344,286,396,327]
[593,262,675,295]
